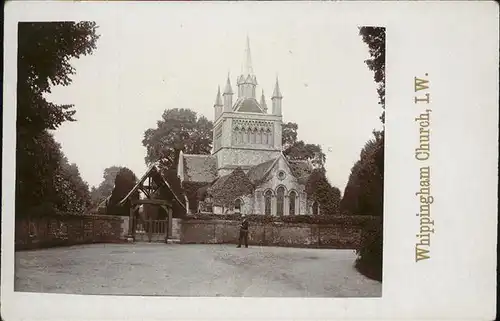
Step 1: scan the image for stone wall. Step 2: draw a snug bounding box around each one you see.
[171,218,181,240]
[15,214,125,250]
[180,218,368,249]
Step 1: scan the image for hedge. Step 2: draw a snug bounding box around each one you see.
[183,213,380,226]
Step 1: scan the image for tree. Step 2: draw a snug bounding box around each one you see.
[305,169,341,215]
[107,167,139,216]
[341,130,384,216]
[284,141,326,169]
[142,108,213,168]
[16,131,65,217]
[344,26,385,281]
[16,22,99,218]
[359,26,386,124]
[16,131,91,217]
[17,22,99,134]
[282,122,298,151]
[55,161,92,214]
[90,166,123,207]
[282,122,326,169]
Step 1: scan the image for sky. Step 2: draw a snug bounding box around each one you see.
[46,3,383,192]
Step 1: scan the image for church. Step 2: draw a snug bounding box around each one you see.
[177,38,320,216]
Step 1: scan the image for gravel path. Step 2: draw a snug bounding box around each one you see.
[15,243,381,297]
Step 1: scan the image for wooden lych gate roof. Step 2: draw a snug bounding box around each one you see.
[118,162,186,211]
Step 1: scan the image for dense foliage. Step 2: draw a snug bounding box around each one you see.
[90,166,125,208]
[282,122,326,169]
[305,169,341,215]
[342,26,386,281]
[17,22,99,134]
[16,131,92,217]
[106,168,139,216]
[208,168,254,208]
[16,22,99,218]
[142,108,213,168]
[359,26,386,124]
[341,131,384,216]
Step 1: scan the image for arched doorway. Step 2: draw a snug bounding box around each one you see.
[276,186,285,216]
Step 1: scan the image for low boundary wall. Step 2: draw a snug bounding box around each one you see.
[180,216,379,249]
[15,214,126,250]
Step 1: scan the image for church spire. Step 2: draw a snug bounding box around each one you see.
[237,36,257,98]
[243,35,254,76]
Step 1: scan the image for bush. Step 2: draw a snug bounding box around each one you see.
[355,218,383,281]
[183,213,380,226]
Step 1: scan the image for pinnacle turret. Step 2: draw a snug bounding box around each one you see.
[272,77,283,99]
[260,89,268,113]
[272,77,283,116]
[224,74,233,95]
[223,74,233,112]
[214,86,223,106]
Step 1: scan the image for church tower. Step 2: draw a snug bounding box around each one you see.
[212,37,283,176]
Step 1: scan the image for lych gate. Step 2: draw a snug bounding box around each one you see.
[118,163,186,243]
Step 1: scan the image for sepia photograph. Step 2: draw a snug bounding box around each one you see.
[13,14,385,298]
[3,2,499,321]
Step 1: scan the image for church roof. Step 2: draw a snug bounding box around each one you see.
[246,157,314,185]
[288,160,314,184]
[207,167,254,206]
[233,97,264,113]
[246,159,275,184]
[182,154,218,183]
[117,161,187,215]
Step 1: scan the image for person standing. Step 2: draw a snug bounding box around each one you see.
[237,214,249,248]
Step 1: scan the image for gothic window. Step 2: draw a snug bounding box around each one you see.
[276,186,285,216]
[256,129,262,144]
[264,190,272,215]
[312,201,319,215]
[262,129,268,145]
[251,128,256,144]
[266,129,272,146]
[233,127,239,144]
[289,191,297,216]
[238,130,243,144]
[234,198,242,213]
[246,129,250,143]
